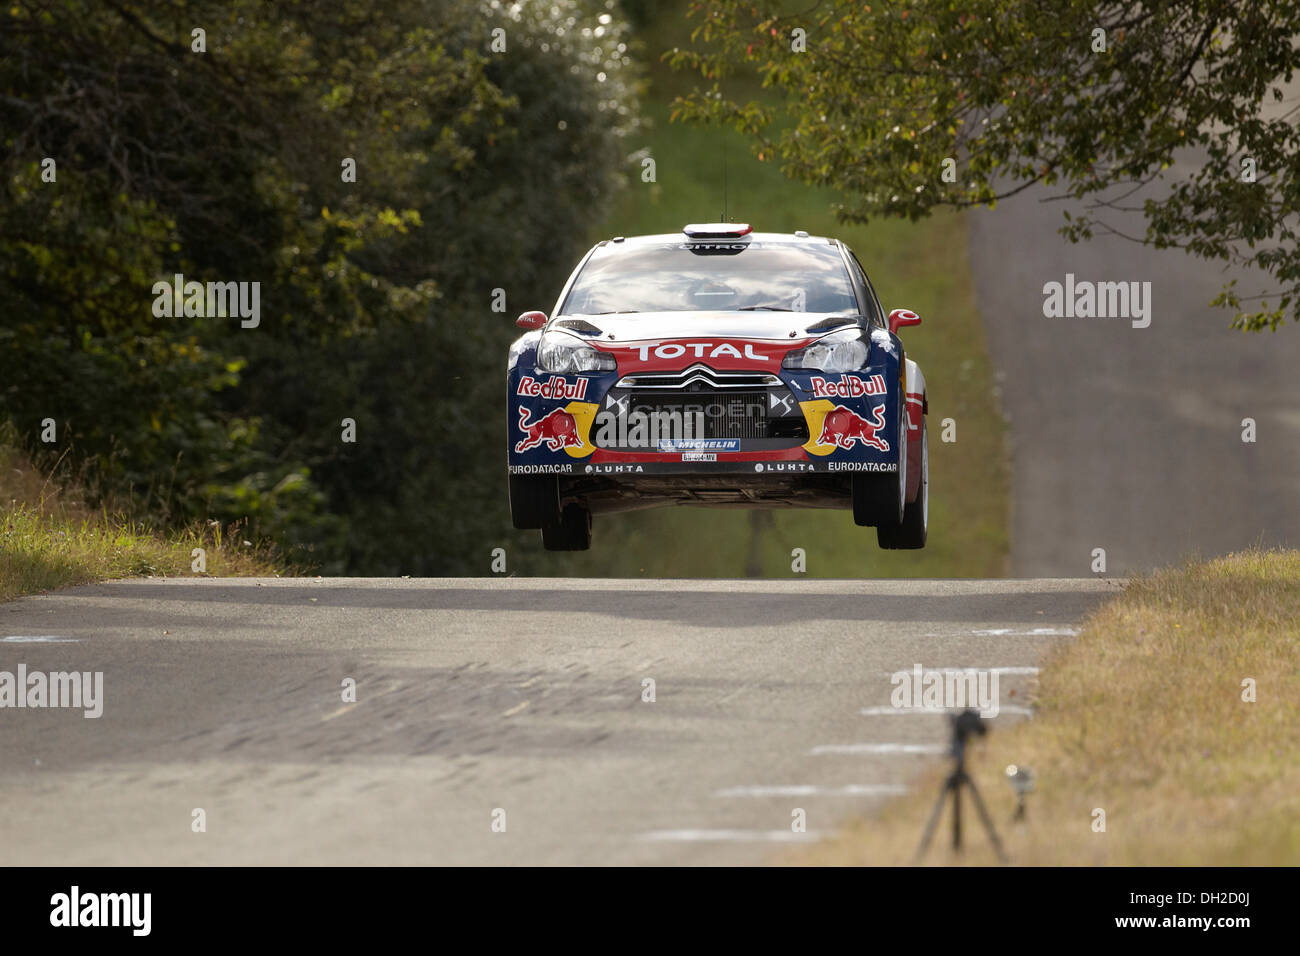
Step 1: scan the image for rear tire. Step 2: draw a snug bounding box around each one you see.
[542,503,592,551]
[509,474,560,530]
[878,418,927,549]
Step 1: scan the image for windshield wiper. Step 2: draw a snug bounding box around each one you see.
[590,310,638,314]
[738,305,796,311]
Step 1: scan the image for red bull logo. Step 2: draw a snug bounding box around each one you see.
[515,405,582,452]
[810,373,886,399]
[817,403,890,452]
[516,375,589,401]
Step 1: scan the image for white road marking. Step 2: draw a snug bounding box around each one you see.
[859,705,1035,717]
[639,829,825,842]
[810,743,947,755]
[320,703,357,722]
[713,784,909,798]
[880,666,1040,677]
[1,635,80,643]
[920,629,1077,638]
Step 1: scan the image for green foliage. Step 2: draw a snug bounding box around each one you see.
[0,437,289,602]
[1,0,640,572]
[669,1,1300,331]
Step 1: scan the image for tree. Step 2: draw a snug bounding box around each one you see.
[669,0,1300,330]
[1,0,640,572]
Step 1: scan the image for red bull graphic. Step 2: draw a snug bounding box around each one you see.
[817,403,890,452]
[516,375,589,401]
[810,373,887,399]
[515,405,582,452]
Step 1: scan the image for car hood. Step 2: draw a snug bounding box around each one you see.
[553,310,860,343]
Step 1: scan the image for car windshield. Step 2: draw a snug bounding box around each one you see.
[561,240,858,314]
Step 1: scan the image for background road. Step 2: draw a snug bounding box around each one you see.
[970,174,1300,576]
[0,577,1117,865]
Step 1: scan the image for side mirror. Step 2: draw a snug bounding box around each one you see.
[516,310,547,330]
[888,308,921,335]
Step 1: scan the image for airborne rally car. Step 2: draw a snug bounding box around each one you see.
[506,224,928,551]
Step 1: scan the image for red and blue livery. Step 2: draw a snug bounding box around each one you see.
[506,224,929,551]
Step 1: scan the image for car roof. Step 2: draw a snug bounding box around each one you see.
[599,231,839,248]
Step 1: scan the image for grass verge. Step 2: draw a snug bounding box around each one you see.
[1,444,288,603]
[792,549,1300,865]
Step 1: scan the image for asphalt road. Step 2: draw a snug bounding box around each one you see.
[969,167,1300,576]
[0,577,1118,865]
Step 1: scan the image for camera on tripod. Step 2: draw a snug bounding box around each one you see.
[915,708,1007,863]
[949,708,986,753]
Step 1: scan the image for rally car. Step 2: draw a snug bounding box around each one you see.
[506,223,928,551]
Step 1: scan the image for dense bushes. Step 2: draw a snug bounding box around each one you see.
[1,0,639,572]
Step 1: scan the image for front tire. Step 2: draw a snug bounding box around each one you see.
[509,474,560,530]
[852,401,907,527]
[878,418,927,549]
[542,503,592,551]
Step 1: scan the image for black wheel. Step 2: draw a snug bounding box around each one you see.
[509,474,560,530]
[852,403,907,527]
[878,418,927,549]
[542,503,592,551]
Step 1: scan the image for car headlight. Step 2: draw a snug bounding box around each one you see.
[781,328,870,373]
[536,332,616,374]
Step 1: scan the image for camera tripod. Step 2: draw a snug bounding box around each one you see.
[914,709,1008,863]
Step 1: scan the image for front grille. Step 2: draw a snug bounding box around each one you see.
[626,391,768,440]
[616,364,782,390]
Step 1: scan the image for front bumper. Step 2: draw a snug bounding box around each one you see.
[506,366,903,478]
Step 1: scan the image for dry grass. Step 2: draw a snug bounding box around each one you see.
[793,549,1300,865]
[1,443,290,603]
